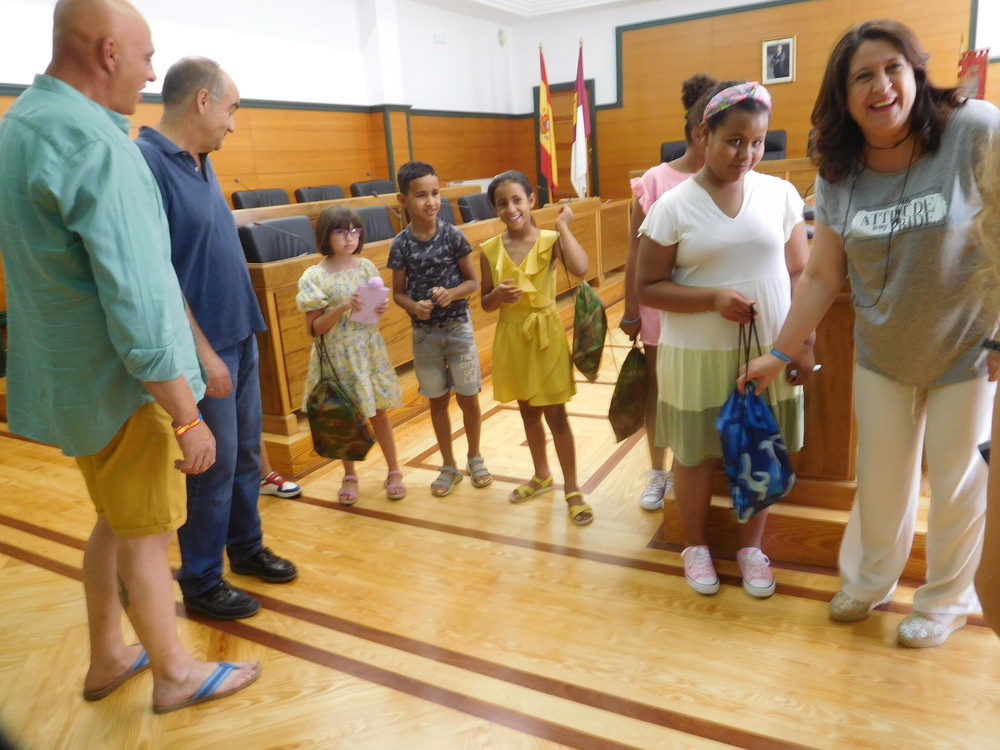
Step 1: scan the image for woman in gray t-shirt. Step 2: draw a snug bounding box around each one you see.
[743,19,998,648]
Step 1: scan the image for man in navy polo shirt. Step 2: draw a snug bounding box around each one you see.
[136,57,297,620]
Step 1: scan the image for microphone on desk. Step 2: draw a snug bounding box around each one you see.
[370,190,404,223]
[234,177,255,192]
[248,220,314,258]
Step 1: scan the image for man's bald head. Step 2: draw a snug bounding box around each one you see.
[47,0,155,115]
[53,0,141,58]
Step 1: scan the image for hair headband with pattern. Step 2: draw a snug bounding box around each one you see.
[702,82,772,122]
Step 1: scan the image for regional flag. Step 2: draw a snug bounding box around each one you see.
[539,46,558,193]
[570,43,592,198]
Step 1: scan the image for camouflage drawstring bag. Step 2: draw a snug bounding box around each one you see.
[306,336,375,461]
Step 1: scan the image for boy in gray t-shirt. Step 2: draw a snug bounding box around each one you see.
[388,161,493,496]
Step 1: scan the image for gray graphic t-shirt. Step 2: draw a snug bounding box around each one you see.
[387,221,472,327]
[816,99,1000,386]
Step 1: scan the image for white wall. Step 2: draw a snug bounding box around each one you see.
[396,0,517,112]
[0,0,371,104]
[974,0,999,57]
[0,0,830,113]
[509,0,752,112]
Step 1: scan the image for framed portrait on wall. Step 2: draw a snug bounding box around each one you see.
[762,36,795,84]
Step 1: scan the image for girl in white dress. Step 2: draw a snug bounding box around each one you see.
[636,80,810,598]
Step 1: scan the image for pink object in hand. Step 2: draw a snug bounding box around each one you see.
[352,277,389,324]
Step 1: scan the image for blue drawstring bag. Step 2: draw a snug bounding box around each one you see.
[717,315,795,523]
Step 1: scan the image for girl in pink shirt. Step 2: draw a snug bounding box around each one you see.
[621,73,717,512]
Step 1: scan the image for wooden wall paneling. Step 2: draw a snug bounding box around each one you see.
[597,19,714,200]
[366,110,392,187]
[207,107,260,197]
[548,87,580,201]
[409,115,535,185]
[243,108,374,200]
[595,0,975,201]
[385,109,412,179]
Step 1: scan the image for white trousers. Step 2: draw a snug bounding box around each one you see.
[839,365,994,614]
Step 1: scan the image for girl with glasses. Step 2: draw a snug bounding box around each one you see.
[296,205,404,505]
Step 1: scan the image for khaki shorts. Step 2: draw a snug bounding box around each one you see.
[75,401,187,538]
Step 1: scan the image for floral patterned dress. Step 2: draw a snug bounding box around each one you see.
[296,258,401,416]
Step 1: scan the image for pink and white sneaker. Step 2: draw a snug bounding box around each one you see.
[260,471,302,498]
[681,545,719,595]
[737,547,775,598]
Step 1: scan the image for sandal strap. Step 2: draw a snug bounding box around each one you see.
[342,475,358,481]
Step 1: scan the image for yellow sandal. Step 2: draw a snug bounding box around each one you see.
[508,474,554,504]
[565,491,593,526]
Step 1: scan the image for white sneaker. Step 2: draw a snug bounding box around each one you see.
[260,471,302,498]
[681,545,719,595]
[736,547,775,598]
[639,470,673,511]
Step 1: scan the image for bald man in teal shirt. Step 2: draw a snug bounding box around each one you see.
[0,0,259,714]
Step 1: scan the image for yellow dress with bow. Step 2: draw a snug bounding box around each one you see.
[481,230,576,406]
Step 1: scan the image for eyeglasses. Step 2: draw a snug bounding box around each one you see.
[332,227,363,238]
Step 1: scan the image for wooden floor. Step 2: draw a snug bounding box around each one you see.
[2,305,1000,749]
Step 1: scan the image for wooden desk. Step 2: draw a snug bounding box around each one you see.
[232,185,482,229]
[629,157,817,198]
[754,156,817,197]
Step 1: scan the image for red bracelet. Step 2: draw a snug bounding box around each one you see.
[173,413,203,436]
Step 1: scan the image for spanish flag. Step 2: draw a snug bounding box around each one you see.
[538,46,557,193]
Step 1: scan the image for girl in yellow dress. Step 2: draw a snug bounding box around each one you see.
[479,170,593,526]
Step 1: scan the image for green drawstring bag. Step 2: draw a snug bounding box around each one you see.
[608,342,648,442]
[572,278,607,382]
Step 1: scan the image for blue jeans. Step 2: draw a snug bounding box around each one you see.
[177,335,264,597]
